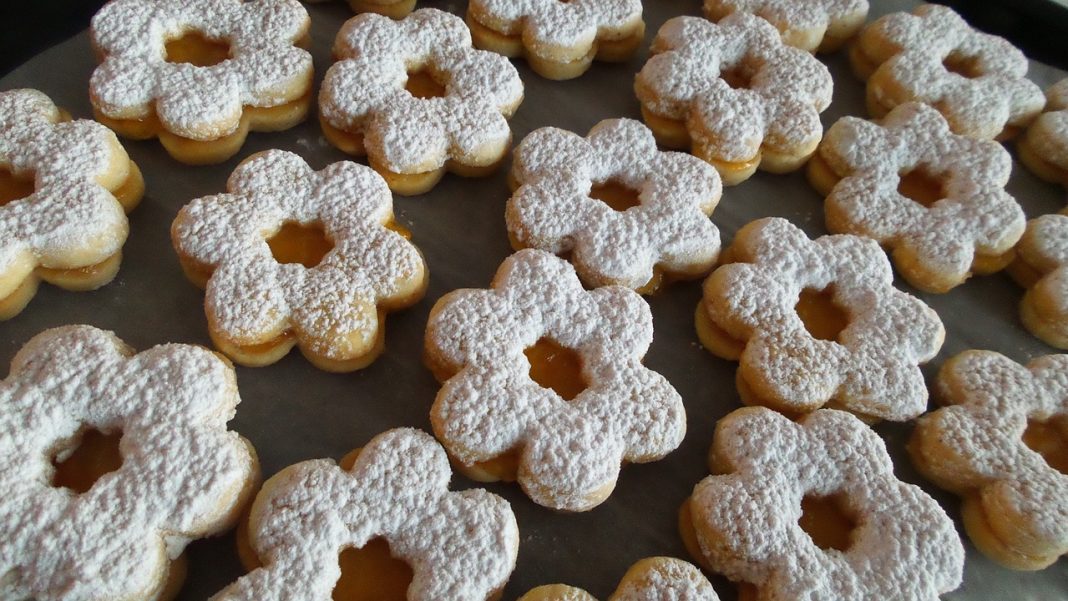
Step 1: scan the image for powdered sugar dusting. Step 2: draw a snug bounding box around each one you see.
[612,557,720,600]
[1024,78,1068,173]
[635,13,832,162]
[508,118,722,290]
[426,249,686,512]
[689,407,964,598]
[914,351,1068,562]
[818,102,1024,289]
[0,325,256,600]
[171,150,426,360]
[0,89,130,276]
[468,0,643,55]
[702,217,944,420]
[90,0,312,140]
[210,428,519,601]
[703,0,868,52]
[320,8,523,174]
[857,4,1045,139]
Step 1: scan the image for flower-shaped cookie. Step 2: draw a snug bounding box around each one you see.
[426,249,686,512]
[519,557,720,601]
[172,150,427,371]
[703,0,869,53]
[696,217,944,421]
[507,118,723,292]
[466,0,645,80]
[850,4,1044,140]
[910,350,1068,570]
[1008,210,1068,349]
[809,102,1025,293]
[320,8,524,195]
[304,0,416,19]
[90,0,313,164]
[0,89,143,320]
[212,428,518,601]
[634,14,833,185]
[681,407,964,599]
[1019,78,1068,187]
[0,325,258,600]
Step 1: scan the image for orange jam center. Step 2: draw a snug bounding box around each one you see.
[943,52,983,79]
[524,337,586,401]
[897,165,948,207]
[795,286,850,342]
[404,69,446,99]
[52,428,123,493]
[333,538,414,601]
[721,59,758,90]
[0,166,34,206]
[799,493,857,552]
[1023,417,1068,475]
[165,32,231,67]
[267,222,334,268]
[589,180,641,212]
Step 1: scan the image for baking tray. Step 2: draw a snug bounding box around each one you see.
[1,1,1066,599]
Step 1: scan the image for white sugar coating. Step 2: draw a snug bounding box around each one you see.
[468,0,643,54]
[918,351,1068,555]
[635,14,832,162]
[90,0,312,140]
[320,8,524,174]
[819,102,1024,283]
[1017,212,1068,318]
[508,118,722,290]
[211,428,519,601]
[613,558,720,601]
[690,407,964,599]
[0,89,130,276]
[860,4,1045,140]
[705,217,944,420]
[0,325,256,600]
[426,249,686,512]
[704,0,868,47]
[172,149,426,359]
[1026,79,1068,169]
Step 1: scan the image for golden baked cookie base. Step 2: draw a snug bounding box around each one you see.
[1018,132,1068,187]
[1007,223,1068,349]
[96,94,312,165]
[638,106,814,186]
[466,12,645,81]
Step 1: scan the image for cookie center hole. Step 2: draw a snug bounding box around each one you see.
[165,32,231,67]
[589,180,641,212]
[795,286,850,342]
[404,68,446,99]
[721,60,758,90]
[799,493,857,552]
[524,337,587,401]
[267,222,334,268]
[0,165,34,206]
[333,537,414,601]
[1023,418,1068,475]
[51,428,123,494]
[942,51,983,79]
[897,165,948,207]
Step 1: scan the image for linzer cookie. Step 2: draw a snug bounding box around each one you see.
[213,428,518,601]
[634,13,832,185]
[0,89,143,320]
[696,217,944,421]
[1008,210,1068,349]
[680,407,964,599]
[519,557,719,601]
[507,118,722,292]
[172,150,427,371]
[910,350,1068,570]
[89,0,313,165]
[703,0,868,53]
[303,0,415,18]
[466,0,644,80]
[809,102,1025,293]
[425,249,686,512]
[320,8,524,195]
[0,325,258,601]
[1019,79,1068,187]
[850,3,1044,140]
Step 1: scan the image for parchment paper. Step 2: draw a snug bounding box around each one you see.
[1,1,1066,599]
